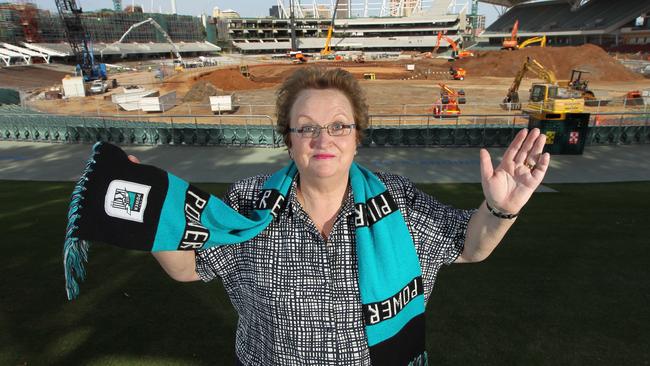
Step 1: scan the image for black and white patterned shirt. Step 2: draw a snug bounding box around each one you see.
[195,172,473,366]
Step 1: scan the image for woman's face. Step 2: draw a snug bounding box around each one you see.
[288,88,357,183]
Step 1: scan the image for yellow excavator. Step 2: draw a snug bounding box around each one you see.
[518,35,546,49]
[321,0,340,57]
[501,57,586,120]
[503,57,591,155]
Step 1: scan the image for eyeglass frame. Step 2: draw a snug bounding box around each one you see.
[288,122,357,139]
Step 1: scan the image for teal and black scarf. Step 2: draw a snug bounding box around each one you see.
[65,142,428,366]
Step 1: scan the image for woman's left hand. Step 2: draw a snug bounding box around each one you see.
[479,128,550,215]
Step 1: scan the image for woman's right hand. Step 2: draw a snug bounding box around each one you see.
[128,155,140,164]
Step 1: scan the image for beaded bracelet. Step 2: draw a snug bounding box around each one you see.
[485,201,519,219]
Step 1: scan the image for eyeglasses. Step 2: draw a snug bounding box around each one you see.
[288,122,356,139]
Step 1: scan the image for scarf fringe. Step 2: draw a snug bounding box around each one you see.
[408,351,428,366]
[64,142,102,300]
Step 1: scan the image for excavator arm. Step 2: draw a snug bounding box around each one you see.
[503,57,557,108]
[438,82,456,96]
[519,35,546,49]
[433,31,443,53]
[442,36,459,52]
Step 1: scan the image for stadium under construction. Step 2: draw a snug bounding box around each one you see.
[0,0,649,151]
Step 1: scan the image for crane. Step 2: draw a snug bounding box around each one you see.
[54,0,106,81]
[100,17,182,66]
[321,0,340,57]
[502,20,519,50]
[502,57,585,119]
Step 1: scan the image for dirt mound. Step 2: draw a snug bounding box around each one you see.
[182,80,223,103]
[454,44,641,82]
[0,65,70,91]
[197,67,276,91]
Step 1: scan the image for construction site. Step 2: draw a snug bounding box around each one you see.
[1,0,650,149]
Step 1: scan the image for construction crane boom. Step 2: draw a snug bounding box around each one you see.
[321,0,340,56]
[101,17,182,62]
[55,0,105,80]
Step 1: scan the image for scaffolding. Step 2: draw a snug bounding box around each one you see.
[0,3,205,44]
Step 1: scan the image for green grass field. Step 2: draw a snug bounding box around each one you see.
[1,180,648,365]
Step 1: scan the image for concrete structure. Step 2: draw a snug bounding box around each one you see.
[217,1,468,54]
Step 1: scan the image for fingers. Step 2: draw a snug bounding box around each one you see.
[127,155,141,164]
[502,128,528,164]
[514,128,541,165]
[479,148,493,182]
[531,152,551,180]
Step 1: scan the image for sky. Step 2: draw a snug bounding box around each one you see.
[30,0,502,25]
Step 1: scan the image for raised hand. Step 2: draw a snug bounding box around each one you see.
[479,128,550,215]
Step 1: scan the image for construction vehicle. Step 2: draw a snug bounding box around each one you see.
[288,50,308,63]
[449,66,466,80]
[321,0,340,57]
[239,65,250,78]
[101,17,183,70]
[502,57,586,120]
[354,53,366,63]
[433,31,473,60]
[432,83,466,117]
[55,0,107,81]
[564,69,608,106]
[502,20,519,50]
[518,35,547,49]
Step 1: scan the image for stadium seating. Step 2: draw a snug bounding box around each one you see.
[487,0,650,34]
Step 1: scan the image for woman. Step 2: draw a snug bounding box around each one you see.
[148,67,550,365]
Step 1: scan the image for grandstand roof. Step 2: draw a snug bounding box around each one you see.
[25,42,221,57]
[484,0,650,36]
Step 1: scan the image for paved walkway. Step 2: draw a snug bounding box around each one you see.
[1,141,649,184]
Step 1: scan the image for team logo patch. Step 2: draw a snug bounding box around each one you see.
[104,180,151,223]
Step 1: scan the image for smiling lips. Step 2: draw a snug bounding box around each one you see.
[314,153,335,160]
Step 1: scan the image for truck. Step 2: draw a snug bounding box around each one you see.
[89,80,107,94]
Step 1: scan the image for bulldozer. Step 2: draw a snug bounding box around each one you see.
[432,83,466,118]
[501,57,586,119]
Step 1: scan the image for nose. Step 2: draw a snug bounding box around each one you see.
[311,128,334,147]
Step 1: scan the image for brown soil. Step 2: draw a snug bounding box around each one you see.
[182,81,224,103]
[454,44,641,82]
[0,65,70,91]
[16,45,650,119]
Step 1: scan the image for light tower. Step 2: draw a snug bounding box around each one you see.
[113,0,122,11]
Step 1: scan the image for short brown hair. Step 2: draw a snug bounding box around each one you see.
[276,67,368,148]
